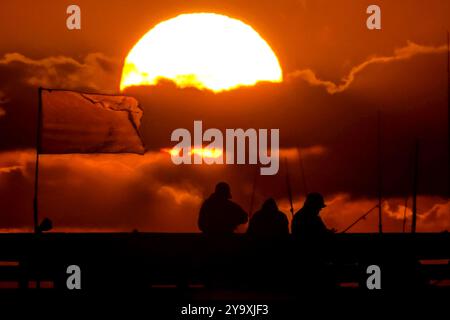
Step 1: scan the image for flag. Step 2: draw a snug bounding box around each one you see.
[40,89,145,154]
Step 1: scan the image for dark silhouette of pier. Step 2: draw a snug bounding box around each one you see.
[0,232,448,294]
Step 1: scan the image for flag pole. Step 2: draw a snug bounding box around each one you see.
[33,87,42,233]
[447,31,449,198]
[411,139,419,233]
[377,110,383,233]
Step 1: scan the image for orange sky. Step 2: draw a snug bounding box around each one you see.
[0,0,449,232]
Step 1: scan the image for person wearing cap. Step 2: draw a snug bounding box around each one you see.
[291,192,334,238]
[198,182,248,234]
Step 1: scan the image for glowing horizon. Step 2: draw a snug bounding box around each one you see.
[162,147,223,159]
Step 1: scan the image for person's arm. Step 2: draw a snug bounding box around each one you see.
[318,217,335,235]
[291,214,299,236]
[246,216,254,234]
[232,202,248,224]
[238,205,249,224]
[281,214,289,235]
[198,202,207,232]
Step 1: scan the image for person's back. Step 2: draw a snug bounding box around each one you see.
[291,192,331,239]
[291,193,336,289]
[291,207,328,238]
[198,182,248,234]
[247,198,289,236]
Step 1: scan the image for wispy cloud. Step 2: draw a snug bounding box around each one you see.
[289,41,449,94]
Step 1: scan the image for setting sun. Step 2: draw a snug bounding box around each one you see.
[120,13,283,92]
[162,147,223,159]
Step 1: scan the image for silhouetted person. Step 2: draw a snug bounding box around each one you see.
[247,198,289,236]
[198,182,248,234]
[291,192,334,238]
[291,193,336,290]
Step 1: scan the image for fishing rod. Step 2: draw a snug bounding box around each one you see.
[341,204,379,233]
[284,157,295,218]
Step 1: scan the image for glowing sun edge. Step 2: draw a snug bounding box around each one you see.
[120,13,283,92]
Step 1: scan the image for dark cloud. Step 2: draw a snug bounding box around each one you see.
[0,42,449,232]
[0,90,8,117]
[0,150,448,233]
[0,52,121,149]
[0,52,120,92]
[123,46,449,199]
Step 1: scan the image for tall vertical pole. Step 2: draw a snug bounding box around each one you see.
[447,31,450,198]
[377,110,383,233]
[33,87,42,233]
[402,198,408,233]
[411,140,419,233]
[402,149,412,232]
[248,168,258,218]
[296,146,308,196]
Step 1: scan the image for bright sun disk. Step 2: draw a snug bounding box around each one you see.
[120,13,283,92]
